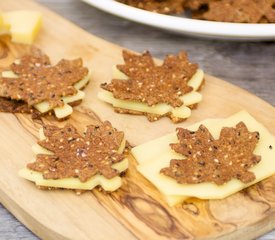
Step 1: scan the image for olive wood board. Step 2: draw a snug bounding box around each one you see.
[0,0,275,239]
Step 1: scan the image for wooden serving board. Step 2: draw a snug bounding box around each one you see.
[0,0,275,239]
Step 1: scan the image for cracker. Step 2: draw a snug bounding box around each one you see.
[0,96,33,113]
[195,0,275,23]
[27,121,126,182]
[160,122,261,185]
[118,0,185,14]
[202,0,263,23]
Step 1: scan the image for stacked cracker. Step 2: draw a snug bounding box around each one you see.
[132,111,275,206]
[98,50,204,123]
[19,121,129,191]
[0,48,91,119]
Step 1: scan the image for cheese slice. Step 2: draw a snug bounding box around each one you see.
[98,68,204,119]
[2,10,42,44]
[19,127,128,191]
[1,69,91,119]
[0,14,10,35]
[1,70,18,78]
[19,168,123,191]
[98,89,192,118]
[112,65,128,80]
[135,111,275,204]
[0,14,3,27]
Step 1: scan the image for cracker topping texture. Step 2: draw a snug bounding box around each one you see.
[101,50,197,108]
[160,122,261,185]
[0,47,88,108]
[27,121,125,182]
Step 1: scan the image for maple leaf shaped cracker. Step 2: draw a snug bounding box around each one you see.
[200,0,275,23]
[102,50,198,108]
[27,121,126,182]
[160,122,261,185]
[0,48,89,109]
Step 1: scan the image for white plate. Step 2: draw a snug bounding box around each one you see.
[82,0,275,40]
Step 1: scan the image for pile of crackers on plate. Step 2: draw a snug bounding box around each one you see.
[118,0,275,23]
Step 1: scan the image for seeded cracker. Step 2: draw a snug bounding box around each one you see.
[101,50,200,122]
[191,0,275,23]
[0,47,88,110]
[160,122,261,185]
[27,121,126,182]
[0,96,33,113]
[118,0,185,14]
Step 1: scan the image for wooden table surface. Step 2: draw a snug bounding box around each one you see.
[0,0,274,239]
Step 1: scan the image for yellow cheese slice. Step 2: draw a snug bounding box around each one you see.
[0,14,3,27]
[19,127,128,191]
[187,69,204,91]
[19,158,128,191]
[1,70,18,78]
[136,111,275,203]
[1,69,91,119]
[32,143,53,155]
[112,65,128,80]
[98,68,203,119]
[0,14,10,35]
[2,10,42,44]
[98,89,192,117]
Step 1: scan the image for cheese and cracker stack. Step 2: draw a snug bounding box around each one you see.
[132,111,275,206]
[98,50,204,122]
[19,121,129,191]
[0,47,91,119]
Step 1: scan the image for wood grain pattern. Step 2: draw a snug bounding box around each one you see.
[0,0,275,239]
